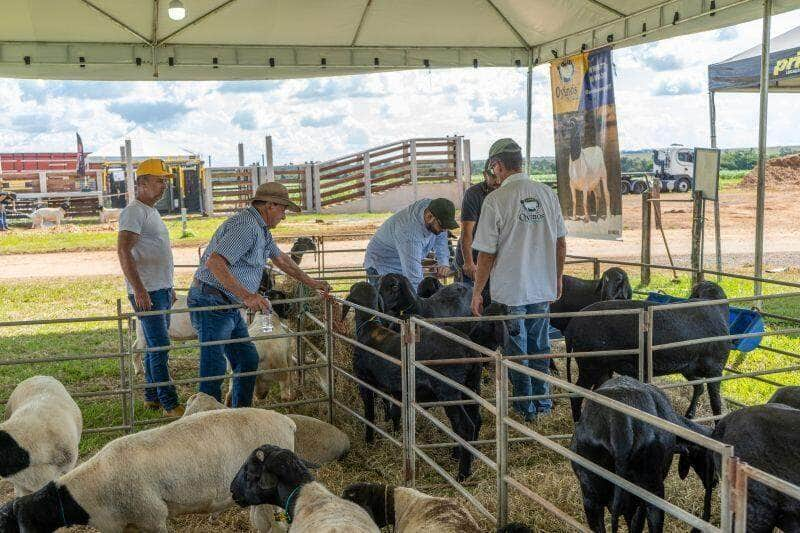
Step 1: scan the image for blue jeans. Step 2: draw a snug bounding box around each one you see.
[0,210,7,230]
[505,302,552,419]
[188,287,259,407]
[366,267,381,289]
[128,288,179,410]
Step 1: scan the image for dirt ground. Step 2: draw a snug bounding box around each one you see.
[1,189,797,280]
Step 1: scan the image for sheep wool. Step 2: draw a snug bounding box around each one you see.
[287,414,350,465]
[0,376,82,496]
[292,482,378,533]
[394,486,482,533]
[7,408,295,533]
[180,396,350,466]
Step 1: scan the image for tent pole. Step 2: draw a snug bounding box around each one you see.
[754,0,772,300]
[525,63,533,174]
[709,91,722,281]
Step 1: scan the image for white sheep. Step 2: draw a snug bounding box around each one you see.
[134,290,328,401]
[182,392,349,465]
[231,445,379,533]
[98,206,122,224]
[29,205,67,229]
[0,376,82,497]
[2,408,296,533]
[342,483,482,532]
[567,118,610,223]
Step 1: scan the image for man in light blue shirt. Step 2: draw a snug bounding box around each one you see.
[363,198,458,290]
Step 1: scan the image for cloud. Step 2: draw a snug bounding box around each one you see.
[299,114,346,128]
[10,113,57,134]
[19,80,131,103]
[716,27,739,41]
[216,81,279,94]
[643,53,684,72]
[651,78,702,96]
[107,101,192,127]
[293,78,382,100]
[231,109,258,130]
[346,127,369,147]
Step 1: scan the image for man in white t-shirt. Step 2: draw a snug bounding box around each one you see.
[471,139,567,422]
[117,158,183,417]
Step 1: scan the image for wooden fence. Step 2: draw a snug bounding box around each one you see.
[0,170,104,216]
[203,136,469,215]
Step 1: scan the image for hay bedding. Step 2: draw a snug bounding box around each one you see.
[0,283,720,532]
[740,153,800,189]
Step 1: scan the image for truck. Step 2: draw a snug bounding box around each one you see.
[621,144,695,194]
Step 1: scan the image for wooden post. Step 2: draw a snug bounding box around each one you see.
[265,135,275,182]
[312,163,322,214]
[691,191,705,285]
[363,152,372,213]
[250,164,258,194]
[641,192,651,286]
[303,163,314,212]
[96,170,105,198]
[237,143,245,167]
[205,168,215,216]
[454,136,464,191]
[462,138,472,192]
[410,140,418,201]
[38,171,47,194]
[124,139,134,206]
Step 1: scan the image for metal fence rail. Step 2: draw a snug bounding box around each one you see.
[2,249,800,530]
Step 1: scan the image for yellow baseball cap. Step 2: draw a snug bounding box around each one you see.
[136,158,172,177]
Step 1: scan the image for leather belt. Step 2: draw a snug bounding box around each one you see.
[191,279,232,303]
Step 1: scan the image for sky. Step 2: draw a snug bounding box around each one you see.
[0,9,798,166]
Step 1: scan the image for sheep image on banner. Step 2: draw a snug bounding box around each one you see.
[551,47,622,240]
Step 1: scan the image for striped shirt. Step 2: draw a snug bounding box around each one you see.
[363,198,451,289]
[195,207,282,302]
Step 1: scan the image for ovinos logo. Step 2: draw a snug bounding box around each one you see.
[519,196,545,223]
[557,59,575,83]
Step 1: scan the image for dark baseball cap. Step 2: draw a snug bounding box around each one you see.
[488,138,522,158]
[428,198,459,230]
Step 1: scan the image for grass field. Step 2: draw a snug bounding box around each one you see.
[0,212,388,255]
[0,266,797,531]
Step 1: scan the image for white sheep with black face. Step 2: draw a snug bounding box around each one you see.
[231,444,378,533]
[342,482,482,532]
[566,117,610,223]
[0,376,82,497]
[2,408,296,533]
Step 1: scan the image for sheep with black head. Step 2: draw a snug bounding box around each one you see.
[231,444,378,532]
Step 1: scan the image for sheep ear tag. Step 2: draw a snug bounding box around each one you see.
[256,450,265,462]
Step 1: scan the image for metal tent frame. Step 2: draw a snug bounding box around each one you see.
[708,6,798,297]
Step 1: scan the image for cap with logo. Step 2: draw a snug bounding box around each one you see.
[427,198,459,230]
[136,158,173,178]
[252,182,301,213]
[488,138,522,159]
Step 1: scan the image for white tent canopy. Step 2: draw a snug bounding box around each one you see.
[1,0,798,80]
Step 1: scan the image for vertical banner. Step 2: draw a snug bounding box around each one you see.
[551,47,622,240]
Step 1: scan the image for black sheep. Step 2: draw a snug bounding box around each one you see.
[343,282,516,481]
[379,273,472,332]
[564,281,730,421]
[417,276,444,298]
[694,404,800,532]
[550,267,633,333]
[571,376,714,533]
[289,236,316,265]
[767,385,800,410]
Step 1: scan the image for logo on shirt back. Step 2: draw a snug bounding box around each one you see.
[519,197,545,223]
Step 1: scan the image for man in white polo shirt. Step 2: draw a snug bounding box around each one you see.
[117,158,183,417]
[471,138,567,422]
